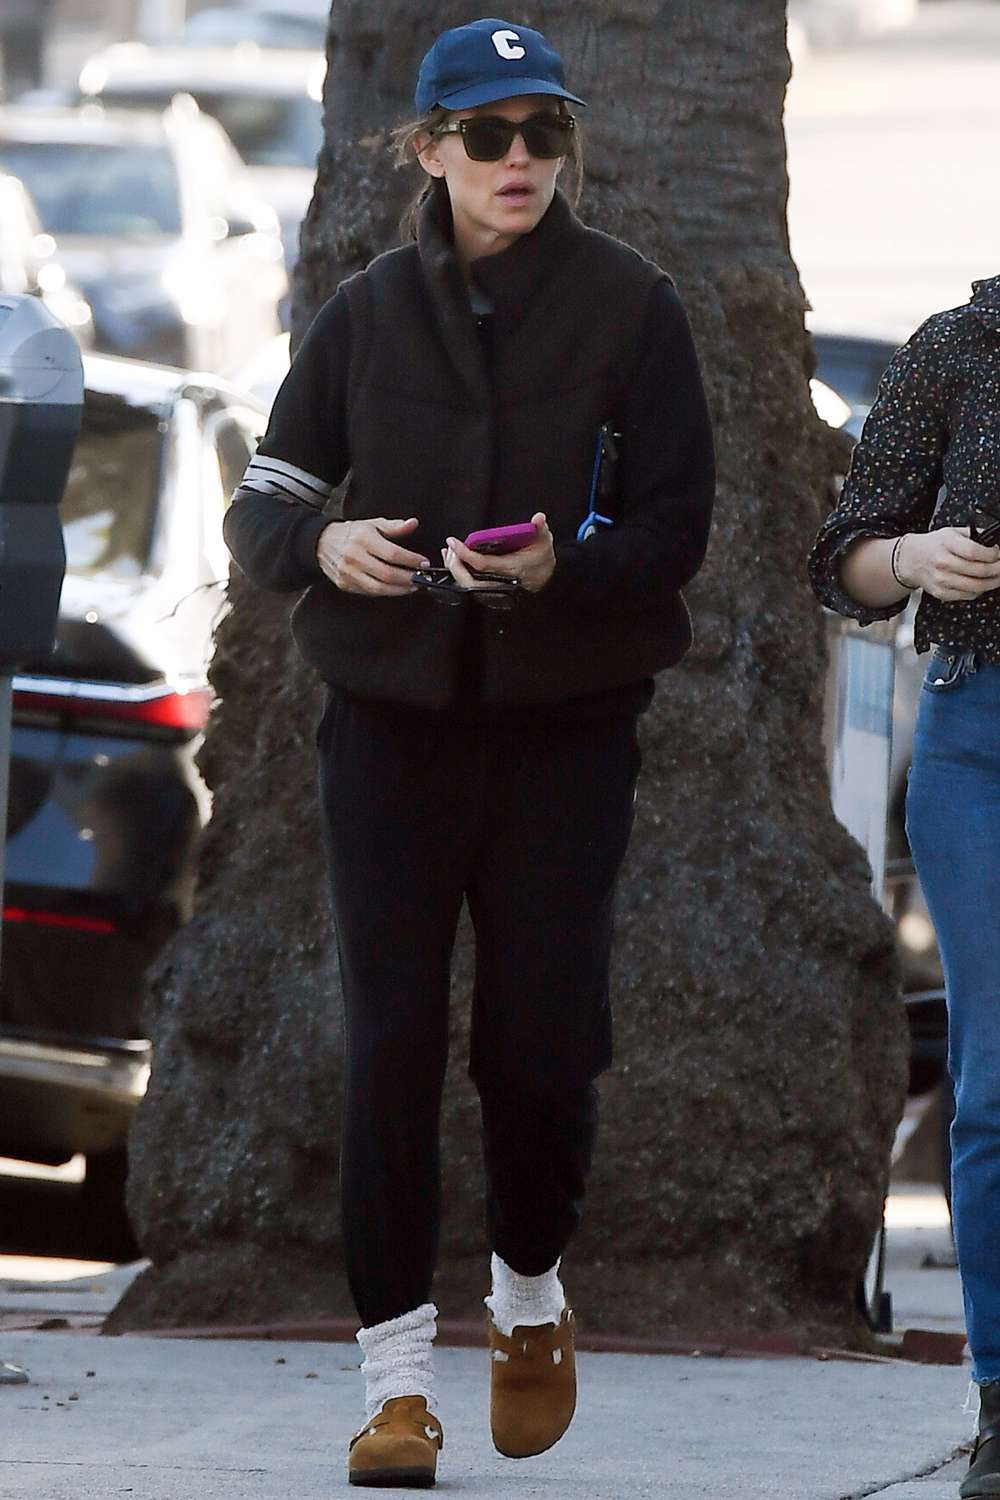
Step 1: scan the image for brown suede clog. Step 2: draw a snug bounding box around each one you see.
[348,1395,443,1488]
[487,1307,577,1459]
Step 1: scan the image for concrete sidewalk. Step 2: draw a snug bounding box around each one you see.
[0,1186,976,1499]
[0,1329,975,1499]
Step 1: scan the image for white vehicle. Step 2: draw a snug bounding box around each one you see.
[78,43,324,286]
[177,6,327,51]
[0,172,94,346]
[0,102,287,375]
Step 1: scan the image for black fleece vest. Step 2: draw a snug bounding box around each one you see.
[291,190,691,708]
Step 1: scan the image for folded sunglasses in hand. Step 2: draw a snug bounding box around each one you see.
[411,567,523,611]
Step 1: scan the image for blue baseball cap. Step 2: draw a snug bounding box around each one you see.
[415,17,587,116]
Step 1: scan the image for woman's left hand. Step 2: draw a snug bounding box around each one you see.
[442,512,556,593]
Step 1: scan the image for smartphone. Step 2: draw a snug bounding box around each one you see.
[970,505,1000,548]
[464,522,538,555]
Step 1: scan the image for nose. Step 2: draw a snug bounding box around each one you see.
[503,127,531,166]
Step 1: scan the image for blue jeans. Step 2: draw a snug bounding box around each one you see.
[906,648,1000,1383]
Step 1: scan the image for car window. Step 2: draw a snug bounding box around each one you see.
[99,87,323,169]
[0,141,181,237]
[61,391,164,577]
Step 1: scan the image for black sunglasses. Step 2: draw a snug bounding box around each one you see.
[412,567,523,611]
[434,112,575,162]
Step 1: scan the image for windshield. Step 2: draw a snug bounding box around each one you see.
[62,390,164,577]
[0,141,181,236]
[98,88,323,168]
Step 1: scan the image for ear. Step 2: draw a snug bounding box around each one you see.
[415,131,446,180]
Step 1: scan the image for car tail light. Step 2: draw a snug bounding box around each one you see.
[11,677,213,736]
[3,906,117,934]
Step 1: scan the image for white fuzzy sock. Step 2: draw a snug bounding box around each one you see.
[356,1302,438,1421]
[484,1253,566,1337]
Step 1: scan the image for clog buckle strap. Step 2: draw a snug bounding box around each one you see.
[349,1402,444,1453]
[490,1309,575,1362]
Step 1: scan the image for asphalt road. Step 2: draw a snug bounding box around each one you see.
[785,0,1000,342]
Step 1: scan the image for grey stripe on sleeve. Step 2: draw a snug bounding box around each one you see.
[237,455,333,509]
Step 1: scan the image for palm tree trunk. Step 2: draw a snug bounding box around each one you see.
[108,0,907,1344]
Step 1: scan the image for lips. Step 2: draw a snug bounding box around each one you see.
[497,183,534,200]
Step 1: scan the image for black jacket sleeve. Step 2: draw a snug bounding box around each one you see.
[223,290,352,592]
[545,279,715,612]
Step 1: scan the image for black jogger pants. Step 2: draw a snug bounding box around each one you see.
[317,691,641,1328]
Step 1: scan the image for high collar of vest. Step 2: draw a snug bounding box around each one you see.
[417,186,583,338]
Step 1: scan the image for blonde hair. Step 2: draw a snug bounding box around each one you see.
[390,99,584,241]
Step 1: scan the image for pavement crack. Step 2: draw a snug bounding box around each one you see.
[839,1444,971,1498]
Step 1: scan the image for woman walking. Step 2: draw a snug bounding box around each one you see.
[225,17,714,1487]
[809,276,1000,1500]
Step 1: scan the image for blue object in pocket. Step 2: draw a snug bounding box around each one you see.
[577,423,620,542]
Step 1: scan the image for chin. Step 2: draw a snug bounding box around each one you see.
[493,199,546,232]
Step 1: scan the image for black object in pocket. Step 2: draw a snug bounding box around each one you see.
[922,647,978,693]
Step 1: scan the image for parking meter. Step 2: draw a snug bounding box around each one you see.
[0,294,83,964]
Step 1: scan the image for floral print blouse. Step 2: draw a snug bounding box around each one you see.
[809,274,1000,658]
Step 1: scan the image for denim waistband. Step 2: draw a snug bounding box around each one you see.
[922,646,1000,698]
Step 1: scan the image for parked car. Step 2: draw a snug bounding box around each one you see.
[809,335,941,989]
[811,328,957,1329]
[0,102,286,373]
[176,6,327,51]
[0,352,265,1256]
[77,44,324,302]
[0,171,94,347]
[812,331,952,1328]
[811,333,948,993]
[812,333,900,440]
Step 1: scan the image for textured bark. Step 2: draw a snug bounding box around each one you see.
[108,0,907,1343]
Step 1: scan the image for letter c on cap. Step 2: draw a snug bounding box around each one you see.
[492,29,526,60]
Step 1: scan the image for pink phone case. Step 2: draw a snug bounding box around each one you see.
[464,523,538,555]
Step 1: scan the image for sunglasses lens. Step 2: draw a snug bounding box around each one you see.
[460,115,573,161]
[521,117,573,157]
[462,119,515,160]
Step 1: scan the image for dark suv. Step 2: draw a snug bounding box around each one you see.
[0,353,264,1256]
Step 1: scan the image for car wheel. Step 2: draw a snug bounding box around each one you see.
[77,1147,141,1262]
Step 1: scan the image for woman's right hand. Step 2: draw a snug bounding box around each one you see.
[897,527,1000,602]
[316,517,429,596]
